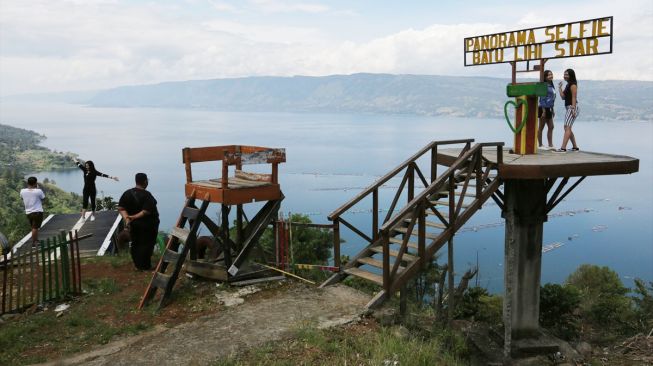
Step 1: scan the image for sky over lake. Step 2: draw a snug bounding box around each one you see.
[1,0,652,96]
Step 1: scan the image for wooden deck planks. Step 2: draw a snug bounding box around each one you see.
[192,177,272,189]
[437,148,639,179]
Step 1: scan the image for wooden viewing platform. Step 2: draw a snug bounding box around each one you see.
[140,144,287,309]
[183,145,286,204]
[437,148,639,179]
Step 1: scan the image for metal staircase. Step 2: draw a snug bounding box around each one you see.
[320,140,505,309]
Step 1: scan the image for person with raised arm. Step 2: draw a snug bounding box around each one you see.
[554,69,580,153]
[74,158,119,221]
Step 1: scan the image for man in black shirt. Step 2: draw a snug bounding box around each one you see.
[118,173,160,270]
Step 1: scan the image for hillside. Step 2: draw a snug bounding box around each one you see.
[0,124,80,243]
[83,74,653,121]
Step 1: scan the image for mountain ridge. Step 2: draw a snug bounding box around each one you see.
[11,74,653,121]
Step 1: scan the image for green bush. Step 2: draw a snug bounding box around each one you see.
[632,279,653,331]
[455,287,503,325]
[540,283,581,340]
[566,264,635,331]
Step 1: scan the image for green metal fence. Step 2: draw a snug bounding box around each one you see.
[1,231,85,315]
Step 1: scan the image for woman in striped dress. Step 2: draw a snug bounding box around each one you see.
[555,69,580,152]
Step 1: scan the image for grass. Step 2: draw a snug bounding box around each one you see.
[0,254,220,365]
[218,320,467,366]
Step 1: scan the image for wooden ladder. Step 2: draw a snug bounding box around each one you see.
[138,193,210,309]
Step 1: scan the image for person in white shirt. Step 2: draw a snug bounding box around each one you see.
[19,177,45,246]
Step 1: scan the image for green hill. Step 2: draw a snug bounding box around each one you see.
[0,124,80,243]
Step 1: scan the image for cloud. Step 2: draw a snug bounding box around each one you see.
[0,0,651,96]
[247,0,330,14]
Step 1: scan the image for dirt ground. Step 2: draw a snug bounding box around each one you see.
[37,277,370,366]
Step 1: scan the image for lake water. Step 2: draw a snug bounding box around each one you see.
[1,101,651,292]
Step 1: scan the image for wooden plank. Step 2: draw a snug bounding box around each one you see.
[185,261,228,281]
[430,200,470,209]
[344,267,383,285]
[184,145,234,163]
[170,227,190,243]
[238,148,286,165]
[182,207,199,220]
[369,246,418,262]
[162,249,181,264]
[151,273,171,289]
[393,227,440,240]
[235,170,272,182]
[438,147,639,179]
[388,237,418,249]
[357,257,407,271]
[402,218,446,230]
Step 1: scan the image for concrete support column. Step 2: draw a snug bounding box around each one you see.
[502,179,547,355]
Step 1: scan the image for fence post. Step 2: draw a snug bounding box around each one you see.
[2,253,8,313]
[372,189,379,241]
[75,231,81,293]
[68,231,77,294]
[40,240,47,303]
[61,231,71,296]
[8,251,14,312]
[52,237,60,299]
[17,250,23,310]
[333,219,341,270]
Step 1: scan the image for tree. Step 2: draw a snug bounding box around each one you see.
[96,196,117,211]
[540,283,581,340]
[247,213,334,265]
[632,278,653,331]
[566,264,633,328]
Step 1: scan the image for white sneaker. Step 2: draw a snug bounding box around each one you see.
[90,215,95,222]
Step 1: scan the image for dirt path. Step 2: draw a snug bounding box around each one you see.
[40,283,370,366]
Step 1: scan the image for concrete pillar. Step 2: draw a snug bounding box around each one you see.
[502,179,547,353]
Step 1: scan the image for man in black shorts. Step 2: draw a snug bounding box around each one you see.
[117,173,160,270]
[20,177,45,247]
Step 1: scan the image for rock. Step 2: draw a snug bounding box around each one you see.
[574,341,592,358]
[1,313,18,321]
[371,306,397,326]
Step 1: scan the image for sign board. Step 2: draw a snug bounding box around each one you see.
[464,17,613,66]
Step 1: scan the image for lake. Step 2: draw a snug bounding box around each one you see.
[1,101,651,292]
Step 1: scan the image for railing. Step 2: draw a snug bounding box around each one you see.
[1,231,85,315]
[327,139,475,269]
[377,142,504,293]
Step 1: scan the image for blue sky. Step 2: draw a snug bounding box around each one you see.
[1,0,651,95]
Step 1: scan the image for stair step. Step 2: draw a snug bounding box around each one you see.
[370,246,418,262]
[162,249,181,264]
[458,173,497,179]
[182,207,200,220]
[389,237,418,249]
[151,272,171,289]
[345,267,383,285]
[357,256,409,269]
[429,200,471,209]
[171,227,190,243]
[402,218,446,230]
[424,209,450,218]
[357,257,384,268]
[393,227,440,240]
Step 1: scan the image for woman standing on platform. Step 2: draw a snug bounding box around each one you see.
[538,70,556,150]
[555,68,580,153]
[74,158,119,221]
